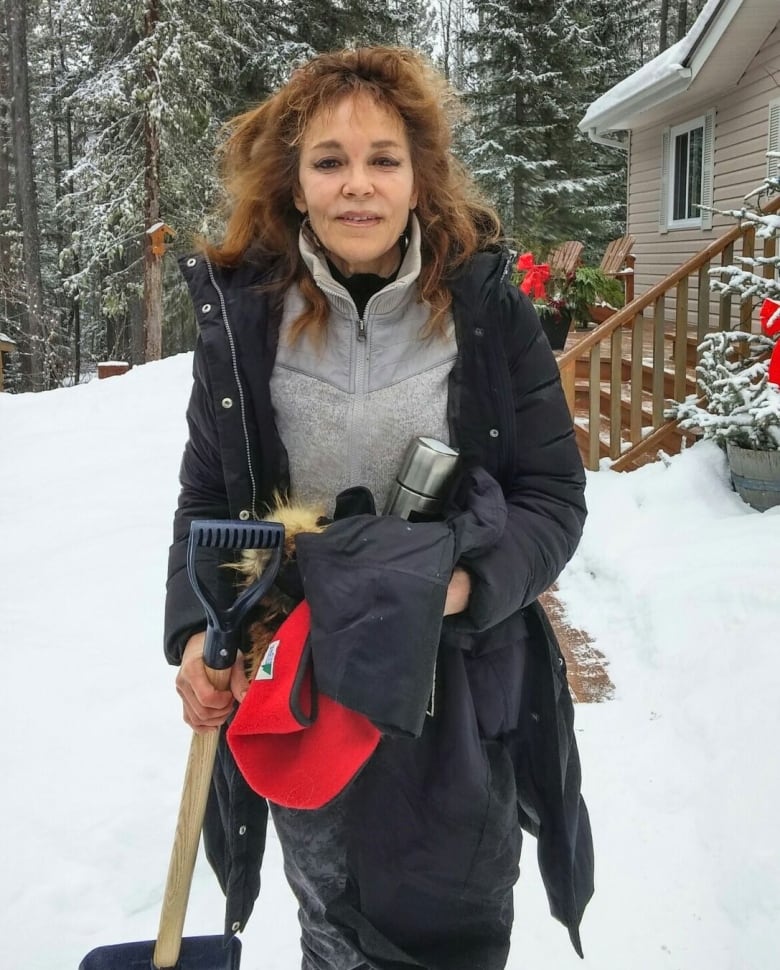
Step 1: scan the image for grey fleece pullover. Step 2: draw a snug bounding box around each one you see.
[270,217,457,513]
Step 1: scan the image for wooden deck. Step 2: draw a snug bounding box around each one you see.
[558,318,695,363]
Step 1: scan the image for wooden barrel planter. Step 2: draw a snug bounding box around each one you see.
[727,443,780,512]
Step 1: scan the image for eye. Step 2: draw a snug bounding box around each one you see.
[313,158,341,170]
[374,156,401,167]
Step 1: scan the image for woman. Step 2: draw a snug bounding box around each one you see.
[165,46,592,970]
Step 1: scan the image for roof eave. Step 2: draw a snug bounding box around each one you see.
[579,65,693,139]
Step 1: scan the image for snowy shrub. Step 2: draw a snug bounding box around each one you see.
[709,172,780,305]
[668,330,780,451]
[669,169,780,451]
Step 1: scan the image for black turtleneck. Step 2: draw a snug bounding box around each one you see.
[327,259,400,320]
[324,233,408,320]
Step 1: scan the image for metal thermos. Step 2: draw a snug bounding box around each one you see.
[383,436,460,520]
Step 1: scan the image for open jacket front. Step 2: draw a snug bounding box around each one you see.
[164,247,593,963]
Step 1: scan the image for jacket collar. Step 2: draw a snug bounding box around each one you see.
[298,215,423,320]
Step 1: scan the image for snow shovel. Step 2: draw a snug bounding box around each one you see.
[80,518,285,970]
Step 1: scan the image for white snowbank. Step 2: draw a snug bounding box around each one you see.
[0,354,778,969]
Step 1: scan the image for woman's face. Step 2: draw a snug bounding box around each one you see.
[294,93,418,278]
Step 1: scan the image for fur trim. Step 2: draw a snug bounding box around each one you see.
[233,495,327,584]
[226,495,328,679]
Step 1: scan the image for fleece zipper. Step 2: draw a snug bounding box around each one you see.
[313,279,383,490]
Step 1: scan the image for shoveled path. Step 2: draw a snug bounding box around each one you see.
[539,585,613,703]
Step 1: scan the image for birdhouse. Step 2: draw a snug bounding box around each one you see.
[146,222,176,257]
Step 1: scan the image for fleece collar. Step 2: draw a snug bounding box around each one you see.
[298,215,423,320]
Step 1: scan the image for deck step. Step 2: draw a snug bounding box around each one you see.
[561,320,701,469]
[663,331,700,369]
[574,414,698,466]
[573,360,695,399]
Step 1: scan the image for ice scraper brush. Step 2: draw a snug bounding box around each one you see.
[79,519,284,970]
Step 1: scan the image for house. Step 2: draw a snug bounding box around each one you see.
[580,0,780,309]
[557,0,780,472]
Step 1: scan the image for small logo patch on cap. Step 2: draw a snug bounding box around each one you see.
[256,639,280,680]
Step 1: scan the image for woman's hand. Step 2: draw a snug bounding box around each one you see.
[443,566,472,616]
[175,632,250,734]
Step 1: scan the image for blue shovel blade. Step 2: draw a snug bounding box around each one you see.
[79,934,241,970]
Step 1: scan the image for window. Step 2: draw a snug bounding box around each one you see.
[660,111,714,232]
[672,122,704,222]
[768,100,780,182]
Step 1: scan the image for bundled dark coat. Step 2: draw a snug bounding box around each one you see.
[164,247,593,964]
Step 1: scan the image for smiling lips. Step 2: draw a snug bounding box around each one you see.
[337,212,382,225]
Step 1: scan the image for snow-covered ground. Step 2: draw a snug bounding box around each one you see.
[1,354,777,970]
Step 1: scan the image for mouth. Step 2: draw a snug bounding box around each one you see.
[337,213,381,226]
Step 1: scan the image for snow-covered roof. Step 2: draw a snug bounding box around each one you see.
[580,0,779,142]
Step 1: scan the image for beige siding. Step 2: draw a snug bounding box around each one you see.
[626,25,780,328]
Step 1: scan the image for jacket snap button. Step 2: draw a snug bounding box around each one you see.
[239,510,250,521]
[221,397,233,409]
[238,825,247,835]
[231,921,240,932]
[489,428,499,438]
[186,257,197,267]
[474,327,484,336]
[201,303,212,313]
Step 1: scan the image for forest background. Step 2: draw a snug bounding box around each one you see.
[2,0,707,391]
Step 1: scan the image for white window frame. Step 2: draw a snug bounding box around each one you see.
[768,99,780,182]
[668,116,706,229]
[660,111,714,233]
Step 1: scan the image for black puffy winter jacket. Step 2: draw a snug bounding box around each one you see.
[164,246,593,961]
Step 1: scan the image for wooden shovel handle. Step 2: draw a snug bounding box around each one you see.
[153,664,231,969]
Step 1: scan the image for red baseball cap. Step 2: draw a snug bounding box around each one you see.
[227,601,381,809]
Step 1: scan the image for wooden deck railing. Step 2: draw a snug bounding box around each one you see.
[558,195,780,471]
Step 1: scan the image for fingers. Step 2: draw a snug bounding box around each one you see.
[176,632,235,733]
[176,674,234,732]
[443,566,472,616]
[230,652,250,705]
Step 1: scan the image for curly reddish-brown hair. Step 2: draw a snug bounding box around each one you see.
[203,46,503,342]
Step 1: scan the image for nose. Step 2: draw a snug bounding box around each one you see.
[342,164,374,198]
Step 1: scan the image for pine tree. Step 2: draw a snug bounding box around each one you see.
[0,12,18,386]
[462,0,648,255]
[5,0,51,388]
[53,0,436,371]
[56,0,304,366]
[384,0,437,55]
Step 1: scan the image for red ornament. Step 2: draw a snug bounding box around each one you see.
[759,298,780,387]
[516,252,551,300]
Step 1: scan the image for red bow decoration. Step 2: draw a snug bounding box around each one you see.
[759,298,780,387]
[516,252,551,300]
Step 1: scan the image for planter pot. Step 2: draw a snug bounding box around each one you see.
[538,307,573,351]
[726,443,780,512]
[587,303,616,326]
